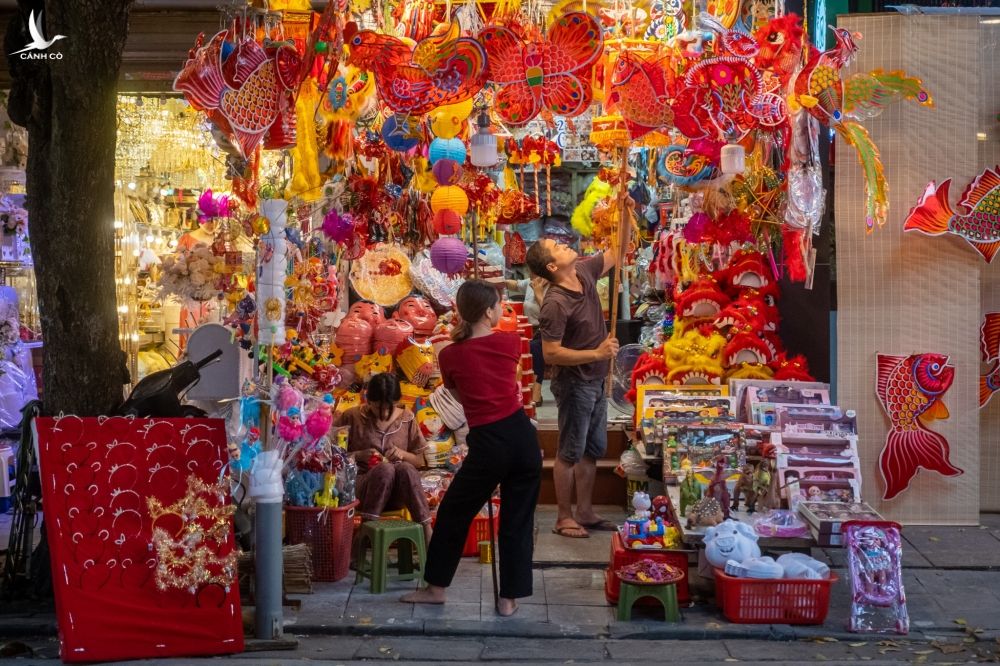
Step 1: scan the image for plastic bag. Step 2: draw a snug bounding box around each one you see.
[752,509,810,538]
[335,457,357,504]
[619,447,647,477]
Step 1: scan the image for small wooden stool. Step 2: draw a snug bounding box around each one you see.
[616,579,682,622]
[354,519,426,594]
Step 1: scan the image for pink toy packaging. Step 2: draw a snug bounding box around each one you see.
[844,520,909,634]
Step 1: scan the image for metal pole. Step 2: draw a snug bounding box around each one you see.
[251,203,287,641]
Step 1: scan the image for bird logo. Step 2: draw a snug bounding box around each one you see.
[10,10,67,57]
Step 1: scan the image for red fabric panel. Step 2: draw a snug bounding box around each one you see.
[35,417,244,663]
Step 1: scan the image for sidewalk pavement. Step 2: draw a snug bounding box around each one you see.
[2,512,999,645]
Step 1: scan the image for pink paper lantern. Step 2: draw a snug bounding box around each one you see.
[430,237,469,275]
[432,159,463,186]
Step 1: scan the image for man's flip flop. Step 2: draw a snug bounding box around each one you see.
[551,525,590,539]
[579,519,618,532]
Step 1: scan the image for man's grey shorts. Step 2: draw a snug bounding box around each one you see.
[550,374,608,464]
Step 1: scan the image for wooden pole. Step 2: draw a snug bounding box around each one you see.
[607,146,631,396]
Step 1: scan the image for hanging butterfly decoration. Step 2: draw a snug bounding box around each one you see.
[480,12,604,126]
[345,21,487,115]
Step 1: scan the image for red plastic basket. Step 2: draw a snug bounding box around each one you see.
[428,500,501,557]
[713,569,837,625]
[462,500,500,557]
[284,502,358,582]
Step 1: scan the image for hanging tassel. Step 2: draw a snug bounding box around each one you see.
[533,166,540,212]
[546,164,552,216]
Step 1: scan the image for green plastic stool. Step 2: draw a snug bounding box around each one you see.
[616,579,681,622]
[354,519,426,594]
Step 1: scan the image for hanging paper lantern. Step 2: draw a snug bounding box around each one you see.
[432,159,463,186]
[382,114,420,152]
[430,99,474,139]
[430,185,469,216]
[433,209,463,235]
[428,137,467,165]
[430,237,469,275]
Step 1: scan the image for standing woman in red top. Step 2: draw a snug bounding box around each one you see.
[401,280,541,617]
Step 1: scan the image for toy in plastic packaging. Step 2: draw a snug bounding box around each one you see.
[751,509,809,538]
[844,520,908,634]
[336,457,358,505]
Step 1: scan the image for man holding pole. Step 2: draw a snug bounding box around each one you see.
[526,219,630,539]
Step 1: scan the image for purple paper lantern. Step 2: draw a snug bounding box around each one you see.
[321,210,354,244]
[432,159,463,186]
[430,237,469,275]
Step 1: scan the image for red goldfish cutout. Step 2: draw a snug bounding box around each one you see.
[981,312,1000,408]
[875,353,961,500]
[480,12,603,126]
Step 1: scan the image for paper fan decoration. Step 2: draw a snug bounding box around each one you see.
[409,250,463,309]
[480,12,604,126]
[350,244,414,306]
[346,21,487,115]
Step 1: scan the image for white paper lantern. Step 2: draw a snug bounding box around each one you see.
[721,144,746,175]
[470,111,498,168]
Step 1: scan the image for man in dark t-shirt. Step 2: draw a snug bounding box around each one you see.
[526,230,628,539]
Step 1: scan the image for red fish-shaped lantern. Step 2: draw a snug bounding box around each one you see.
[480,12,604,126]
[174,32,301,158]
[875,353,961,500]
[608,48,677,139]
[345,21,487,115]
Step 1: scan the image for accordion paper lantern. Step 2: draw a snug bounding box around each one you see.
[432,158,463,186]
[430,185,470,216]
[430,236,469,275]
[382,114,421,152]
[428,137,467,165]
[433,209,463,235]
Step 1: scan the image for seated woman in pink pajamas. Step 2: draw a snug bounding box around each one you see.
[335,373,432,543]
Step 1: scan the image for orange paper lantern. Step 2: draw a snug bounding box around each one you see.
[430,185,469,216]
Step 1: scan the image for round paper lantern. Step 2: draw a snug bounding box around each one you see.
[430,185,469,216]
[428,137,467,165]
[432,158,463,186]
[433,209,463,235]
[430,99,474,139]
[382,114,420,152]
[430,237,469,275]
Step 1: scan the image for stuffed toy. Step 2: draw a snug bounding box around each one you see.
[704,518,762,569]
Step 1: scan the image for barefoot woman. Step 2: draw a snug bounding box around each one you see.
[402,280,542,617]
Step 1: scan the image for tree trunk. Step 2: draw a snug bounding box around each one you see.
[5,0,134,417]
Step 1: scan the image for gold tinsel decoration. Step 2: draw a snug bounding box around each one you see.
[147,475,237,594]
